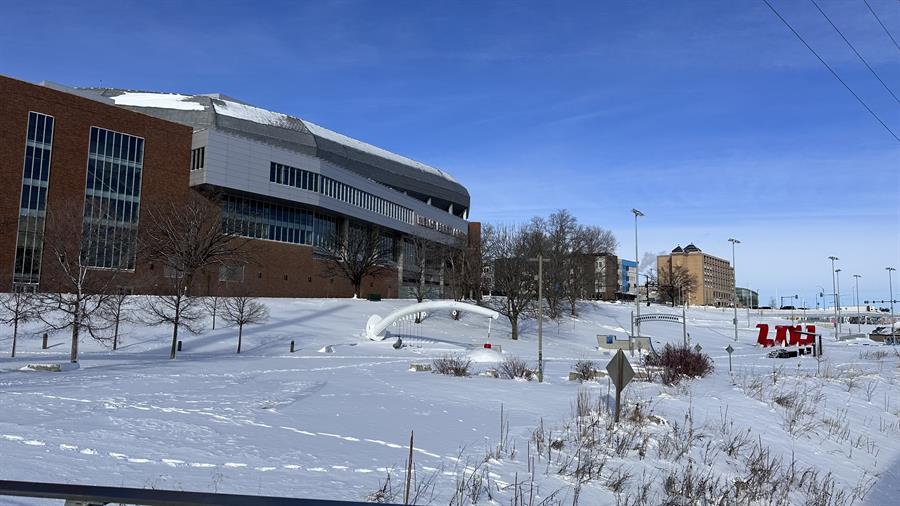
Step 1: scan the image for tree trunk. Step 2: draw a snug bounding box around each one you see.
[11,318,18,358]
[70,313,80,363]
[113,317,120,351]
[170,301,181,359]
[510,314,519,340]
[237,324,243,354]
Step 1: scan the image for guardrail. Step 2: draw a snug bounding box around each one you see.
[0,480,391,506]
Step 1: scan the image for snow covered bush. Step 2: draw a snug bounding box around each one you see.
[573,359,599,381]
[497,355,534,380]
[643,344,713,385]
[431,354,472,377]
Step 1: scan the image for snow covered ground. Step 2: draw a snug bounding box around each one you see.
[0,298,898,504]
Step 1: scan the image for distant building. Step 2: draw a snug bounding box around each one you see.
[619,259,638,298]
[736,287,758,308]
[593,253,619,300]
[657,243,734,306]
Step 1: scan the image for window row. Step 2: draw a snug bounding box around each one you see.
[82,127,145,270]
[269,161,415,226]
[222,194,338,248]
[191,147,205,171]
[14,112,55,284]
[89,127,144,164]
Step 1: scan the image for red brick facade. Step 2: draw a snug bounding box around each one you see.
[0,76,399,298]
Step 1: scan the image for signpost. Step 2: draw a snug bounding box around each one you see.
[725,344,734,373]
[694,344,702,353]
[606,349,635,423]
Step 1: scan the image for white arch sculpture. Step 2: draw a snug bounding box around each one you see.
[365,301,500,341]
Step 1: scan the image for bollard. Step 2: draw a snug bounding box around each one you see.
[42,333,48,350]
[177,341,182,352]
[290,340,295,353]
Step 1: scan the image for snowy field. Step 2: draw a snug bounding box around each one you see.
[0,298,898,505]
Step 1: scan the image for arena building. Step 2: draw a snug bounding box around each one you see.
[0,75,476,298]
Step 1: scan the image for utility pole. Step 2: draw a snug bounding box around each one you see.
[828,256,839,339]
[888,267,896,343]
[853,274,861,334]
[632,209,644,338]
[728,238,740,341]
[529,254,550,382]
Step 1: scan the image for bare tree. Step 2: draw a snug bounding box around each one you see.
[482,224,535,340]
[141,192,249,359]
[102,288,132,351]
[220,293,269,354]
[0,285,37,357]
[658,263,697,307]
[319,223,393,298]
[38,199,125,363]
[202,296,221,330]
[406,236,444,322]
[540,210,577,320]
[445,234,482,303]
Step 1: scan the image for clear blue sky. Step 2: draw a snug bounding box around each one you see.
[1,0,898,305]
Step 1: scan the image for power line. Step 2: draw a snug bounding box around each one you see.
[760,0,900,143]
[809,0,899,104]
[863,0,900,55]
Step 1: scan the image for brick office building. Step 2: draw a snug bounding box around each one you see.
[0,75,192,293]
[1,76,477,298]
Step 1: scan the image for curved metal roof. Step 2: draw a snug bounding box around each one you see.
[78,88,471,211]
[683,243,701,253]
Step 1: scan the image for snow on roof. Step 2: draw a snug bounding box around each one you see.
[212,99,298,130]
[110,92,205,111]
[302,120,457,184]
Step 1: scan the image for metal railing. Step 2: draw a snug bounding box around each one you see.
[0,480,392,506]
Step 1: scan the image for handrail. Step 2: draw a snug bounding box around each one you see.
[0,480,390,506]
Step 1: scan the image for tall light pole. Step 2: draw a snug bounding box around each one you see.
[728,238,740,341]
[836,268,843,335]
[529,254,550,382]
[888,267,896,343]
[853,274,861,334]
[828,256,839,339]
[632,209,644,338]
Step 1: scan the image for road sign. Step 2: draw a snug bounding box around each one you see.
[606,349,634,423]
[694,344,703,353]
[725,345,734,372]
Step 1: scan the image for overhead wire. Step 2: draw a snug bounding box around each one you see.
[863,0,900,55]
[808,0,899,104]
[760,0,900,142]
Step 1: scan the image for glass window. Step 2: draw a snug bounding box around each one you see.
[14,112,55,284]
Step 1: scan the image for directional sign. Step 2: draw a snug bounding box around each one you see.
[725,345,734,354]
[606,349,635,390]
[606,349,634,424]
[725,344,734,373]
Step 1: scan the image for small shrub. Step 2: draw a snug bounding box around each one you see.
[432,354,472,377]
[573,359,599,381]
[498,355,534,380]
[643,344,714,385]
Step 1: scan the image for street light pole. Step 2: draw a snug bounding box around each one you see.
[836,268,843,335]
[888,267,896,343]
[853,274,861,334]
[828,256,839,339]
[529,254,550,382]
[632,209,644,338]
[728,238,740,341]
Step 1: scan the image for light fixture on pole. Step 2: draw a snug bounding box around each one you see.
[728,238,740,341]
[853,274,861,334]
[632,209,644,338]
[888,267,896,343]
[828,256,839,339]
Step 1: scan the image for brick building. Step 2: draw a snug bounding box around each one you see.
[0,76,477,298]
[656,243,734,306]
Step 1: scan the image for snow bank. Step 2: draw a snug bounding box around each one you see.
[468,347,503,363]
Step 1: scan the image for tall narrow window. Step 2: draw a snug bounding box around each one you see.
[13,112,55,284]
[82,127,144,269]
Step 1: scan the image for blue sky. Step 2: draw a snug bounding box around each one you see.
[1,0,898,304]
